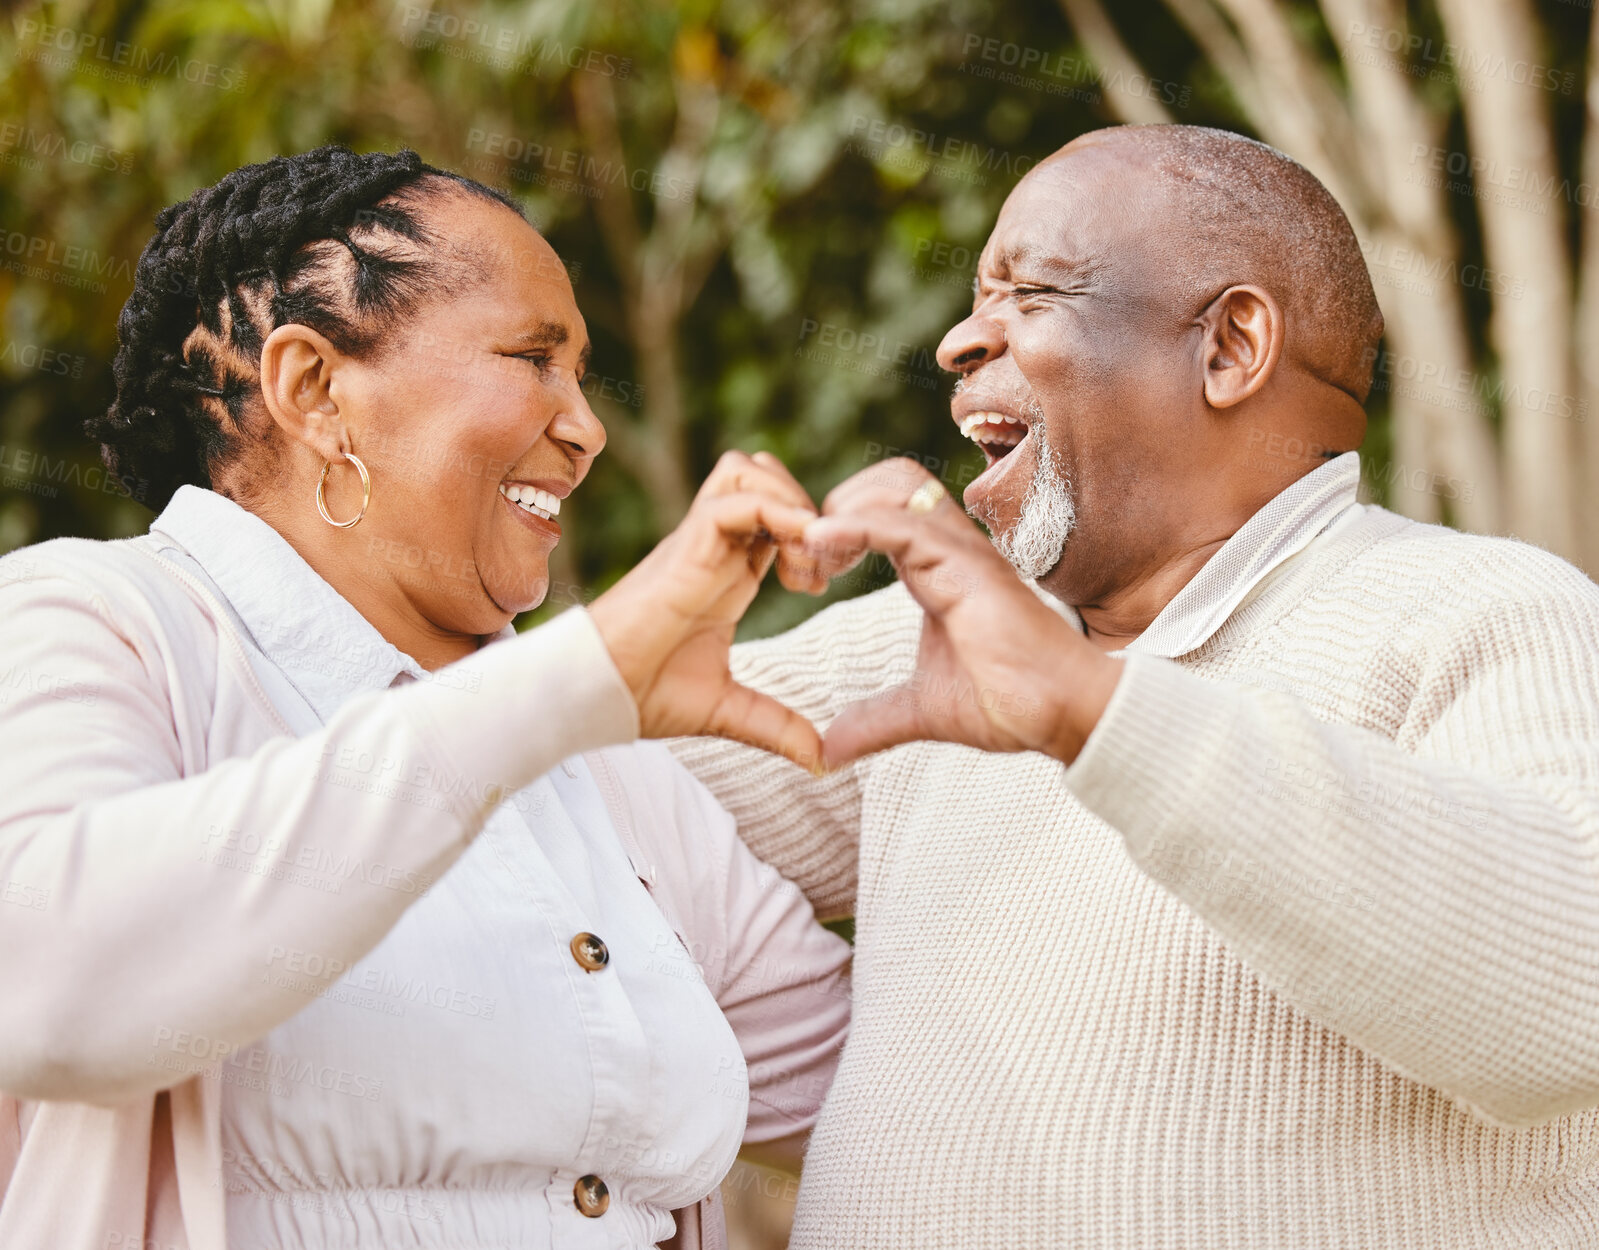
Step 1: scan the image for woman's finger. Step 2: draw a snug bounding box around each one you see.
[700,494,819,549]
[704,679,826,773]
[746,458,829,591]
[677,494,824,598]
[698,449,819,514]
[749,451,821,511]
[772,537,828,594]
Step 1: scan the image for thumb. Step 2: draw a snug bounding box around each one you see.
[703,680,826,774]
[821,685,936,769]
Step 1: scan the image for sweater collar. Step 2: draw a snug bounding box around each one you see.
[149,485,449,719]
[1118,451,1362,659]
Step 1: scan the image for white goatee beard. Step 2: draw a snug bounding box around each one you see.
[975,409,1076,580]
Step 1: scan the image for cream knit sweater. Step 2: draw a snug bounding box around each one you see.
[672,502,1599,1248]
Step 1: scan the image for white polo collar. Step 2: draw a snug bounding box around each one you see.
[1049,452,1361,659]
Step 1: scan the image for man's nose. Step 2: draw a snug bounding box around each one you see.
[547,388,607,466]
[936,311,1006,374]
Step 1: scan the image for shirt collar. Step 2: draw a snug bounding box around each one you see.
[1124,451,1361,659]
[149,485,432,719]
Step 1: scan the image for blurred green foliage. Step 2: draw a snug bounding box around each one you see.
[0,0,1494,638]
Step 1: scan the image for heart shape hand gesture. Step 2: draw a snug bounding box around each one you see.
[589,451,1121,772]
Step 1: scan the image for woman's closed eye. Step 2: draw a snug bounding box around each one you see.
[511,353,587,387]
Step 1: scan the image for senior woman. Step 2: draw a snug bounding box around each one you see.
[0,146,849,1250]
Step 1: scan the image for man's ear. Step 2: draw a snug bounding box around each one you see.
[258,323,352,461]
[1197,285,1284,409]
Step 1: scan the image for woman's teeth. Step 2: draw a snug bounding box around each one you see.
[500,483,561,521]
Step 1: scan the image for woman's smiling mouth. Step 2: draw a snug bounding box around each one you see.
[499,482,562,520]
[498,480,567,540]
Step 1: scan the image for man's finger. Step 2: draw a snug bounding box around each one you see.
[805,506,998,614]
[801,530,872,580]
[822,457,935,515]
[804,508,938,569]
[820,686,937,769]
[705,680,826,773]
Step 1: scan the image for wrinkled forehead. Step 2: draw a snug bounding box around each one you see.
[979,140,1171,287]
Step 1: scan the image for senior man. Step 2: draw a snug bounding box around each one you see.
[673,123,1599,1248]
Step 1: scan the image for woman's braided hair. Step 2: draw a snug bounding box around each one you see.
[88,145,521,511]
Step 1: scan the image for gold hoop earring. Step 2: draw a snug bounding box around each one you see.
[316,453,371,529]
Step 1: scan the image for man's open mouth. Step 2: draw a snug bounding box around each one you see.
[958,411,1030,467]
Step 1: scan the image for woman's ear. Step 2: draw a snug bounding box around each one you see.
[1197,285,1285,410]
[259,323,352,461]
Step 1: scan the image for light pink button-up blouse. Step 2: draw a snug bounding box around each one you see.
[0,486,851,1250]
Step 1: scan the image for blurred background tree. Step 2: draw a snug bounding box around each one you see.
[2,0,1594,1241]
[9,0,1590,647]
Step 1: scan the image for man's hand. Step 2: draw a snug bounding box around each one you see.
[803,458,1123,769]
[589,450,828,770]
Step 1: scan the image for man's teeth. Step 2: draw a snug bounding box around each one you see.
[958,411,1028,444]
[499,483,561,521]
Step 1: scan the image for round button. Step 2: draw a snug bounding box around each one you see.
[570,932,609,971]
[574,1173,609,1217]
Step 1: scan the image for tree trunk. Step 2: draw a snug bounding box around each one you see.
[1054,0,1175,125]
[1572,5,1599,570]
[1318,0,1502,530]
[1434,0,1577,558]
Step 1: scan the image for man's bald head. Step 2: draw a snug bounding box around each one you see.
[940,122,1382,616]
[1048,124,1384,401]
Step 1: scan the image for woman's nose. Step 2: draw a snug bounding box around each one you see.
[547,388,607,464]
[936,312,1006,374]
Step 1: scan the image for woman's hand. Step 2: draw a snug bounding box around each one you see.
[589,451,828,769]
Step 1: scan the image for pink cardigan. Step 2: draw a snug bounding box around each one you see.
[0,533,850,1250]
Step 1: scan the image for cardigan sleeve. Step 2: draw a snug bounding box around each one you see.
[668,584,924,920]
[0,560,637,1106]
[1065,555,1599,1129]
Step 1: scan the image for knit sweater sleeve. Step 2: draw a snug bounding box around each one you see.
[1065,541,1599,1129]
[668,584,923,920]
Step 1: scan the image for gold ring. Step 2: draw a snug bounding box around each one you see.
[905,479,949,515]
